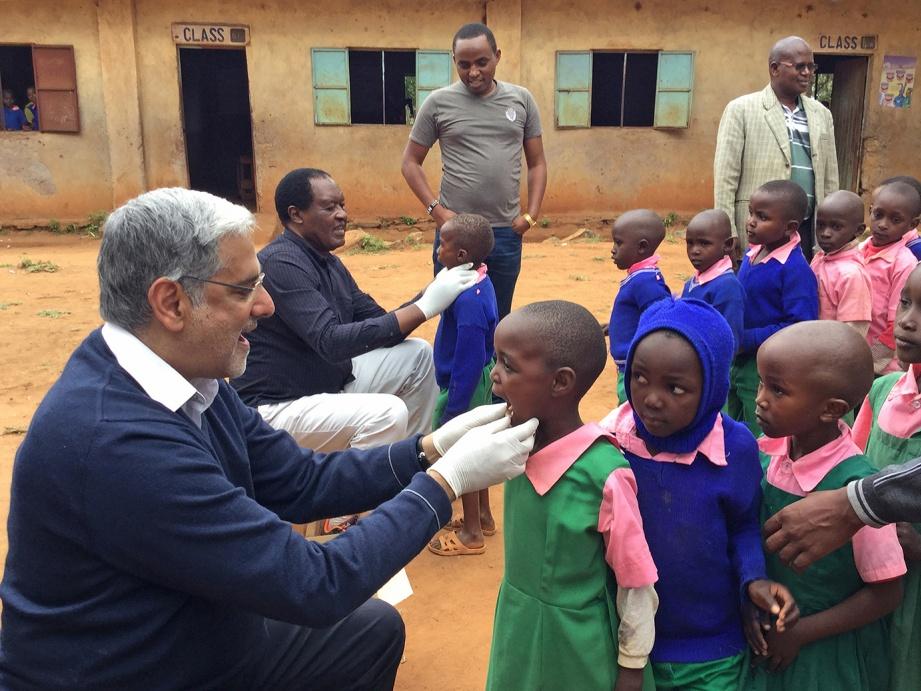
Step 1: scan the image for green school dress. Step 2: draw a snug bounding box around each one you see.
[864,373,921,691]
[750,453,892,691]
[485,438,655,691]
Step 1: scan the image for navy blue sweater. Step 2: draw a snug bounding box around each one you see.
[622,414,766,663]
[433,276,497,424]
[609,268,671,367]
[0,330,451,689]
[681,271,746,353]
[737,248,818,355]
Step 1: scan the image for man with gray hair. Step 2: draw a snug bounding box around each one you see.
[714,35,839,262]
[0,188,538,688]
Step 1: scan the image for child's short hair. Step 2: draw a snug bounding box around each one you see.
[876,180,921,218]
[881,175,921,210]
[444,213,495,265]
[515,300,606,396]
[688,208,732,239]
[617,209,667,248]
[756,180,809,222]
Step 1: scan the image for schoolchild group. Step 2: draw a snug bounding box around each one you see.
[427,175,921,690]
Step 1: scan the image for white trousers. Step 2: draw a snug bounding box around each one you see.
[258,338,438,452]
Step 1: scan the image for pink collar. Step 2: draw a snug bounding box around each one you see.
[860,233,912,262]
[525,423,615,495]
[694,255,734,285]
[475,264,488,284]
[875,363,921,438]
[814,241,862,264]
[600,403,727,466]
[746,231,802,265]
[627,254,661,274]
[758,421,860,493]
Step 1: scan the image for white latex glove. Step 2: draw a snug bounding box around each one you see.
[429,416,539,497]
[431,402,509,456]
[414,264,478,319]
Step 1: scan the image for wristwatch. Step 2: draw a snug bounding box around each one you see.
[426,199,441,216]
[417,438,431,469]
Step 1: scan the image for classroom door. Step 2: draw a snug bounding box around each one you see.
[814,55,869,192]
[178,47,256,208]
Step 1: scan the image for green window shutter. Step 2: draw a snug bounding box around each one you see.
[311,48,350,125]
[654,51,694,128]
[555,51,591,128]
[415,50,452,108]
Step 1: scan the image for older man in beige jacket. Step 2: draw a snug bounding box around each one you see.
[714,36,839,261]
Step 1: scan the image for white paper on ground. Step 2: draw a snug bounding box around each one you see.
[375,568,413,605]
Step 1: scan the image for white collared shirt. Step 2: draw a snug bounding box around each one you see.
[101,322,219,428]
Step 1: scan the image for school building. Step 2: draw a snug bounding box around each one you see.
[2,0,919,237]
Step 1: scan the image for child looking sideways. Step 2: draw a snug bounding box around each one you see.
[881,176,921,260]
[487,301,658,691]
[852,263,921,691]
[681,208,745,351]
[602,298,797,691]
[861,180,921,374]
[427,214,499,556]
[753,321,905,690]
[608,209,670,404]
[731,180,818,435]
[810,190,872,337]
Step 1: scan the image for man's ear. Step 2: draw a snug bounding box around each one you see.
[550,367,576,397]
[287,206,304,226]
[494,48,502,64]
[147,277,192,333]
[819,397,850,423]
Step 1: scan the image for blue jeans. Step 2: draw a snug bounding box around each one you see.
[433,225,522,320]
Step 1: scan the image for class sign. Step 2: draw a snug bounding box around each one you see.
[818,34,877,51]
[172,23,250,46]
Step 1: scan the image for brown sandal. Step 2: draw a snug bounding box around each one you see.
[427,530,486,556]
[445,516,497,537]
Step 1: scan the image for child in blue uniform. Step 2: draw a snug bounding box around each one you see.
[752,320,905,691]
[427,214,499,556]
[602,298,798,690]
[731,180,818,435]
[681,208,745,352]
[608,209,670,403]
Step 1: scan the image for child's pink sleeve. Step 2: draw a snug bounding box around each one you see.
[853,523,907,582]
[851,395,873,450]
[597,467,658,588]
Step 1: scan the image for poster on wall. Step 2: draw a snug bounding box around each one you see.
[879,55,915,108]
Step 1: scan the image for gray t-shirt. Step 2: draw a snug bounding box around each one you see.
[410,80,542,227]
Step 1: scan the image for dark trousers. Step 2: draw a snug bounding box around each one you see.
[245,599,405,690]
[433,225,522,321]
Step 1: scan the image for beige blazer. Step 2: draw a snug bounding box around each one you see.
[713,84,839,243]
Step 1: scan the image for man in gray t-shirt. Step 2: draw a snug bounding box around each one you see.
[401,22,547,320]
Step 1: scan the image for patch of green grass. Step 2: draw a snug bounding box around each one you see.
[351,235,388,254]
[37,309,70,319]
[18,258,60,273]
[569,274,589,282]
[398,215,417,226]
[539,217,551,228]
[48,219,61,233]
[663,211,679,229]
[84,211,107,236]
[0,301,22,310]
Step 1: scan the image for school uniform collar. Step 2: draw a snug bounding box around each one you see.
[475,264,488,283]
[745,231,801,265]
[100,322,219,427]
[627,254,661,274]
[601,402,727,466]
[693,256,734,285]
[758,421,860,494]
[860,233,912,263]
[811,239,863,267]
[525,423,615,495]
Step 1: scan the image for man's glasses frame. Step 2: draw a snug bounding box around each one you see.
[777,61,819,74]
[180,272,266,295]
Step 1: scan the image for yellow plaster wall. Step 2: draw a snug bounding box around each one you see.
[0,1,113,222]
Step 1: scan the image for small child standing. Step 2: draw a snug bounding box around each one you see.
[681,208,745,351]
[427,214,499,557]
[752,320,905,691]
[810,190,872,337]
[852,263,921,691]
[608,209,671,403]
[731,180,818,435]
[880,176,921,259]
[861,180,921,374]
[602,298,797,691]
[487,301,658,691]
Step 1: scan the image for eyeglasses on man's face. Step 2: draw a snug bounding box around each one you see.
[180,272,266,298]
[778,61,819,74]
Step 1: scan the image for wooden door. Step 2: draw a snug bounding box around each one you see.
[829,57,868,191]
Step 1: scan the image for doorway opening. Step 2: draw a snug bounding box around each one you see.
[813,54,869,192]
[178,47,256,208]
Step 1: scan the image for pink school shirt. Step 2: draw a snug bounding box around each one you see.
[693,255,734,285]
[810,244,872,323]
[524,423,658,589]
[853,363,921,446]
[860,234,917,372]
[759,424,906,583]
[746,231,802,266]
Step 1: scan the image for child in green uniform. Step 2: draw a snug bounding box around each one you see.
[753,320,906,691]
[486,301,658,691]
[852,263,921,691]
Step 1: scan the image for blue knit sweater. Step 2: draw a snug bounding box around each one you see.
[609,268,671,366]
[622,413,766,663]
[681,272,746,354]
[433,276,498,424]
[737,248,818,355]
[0,330,451,688]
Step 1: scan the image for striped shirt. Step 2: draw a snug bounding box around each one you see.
[783,99,815,217]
